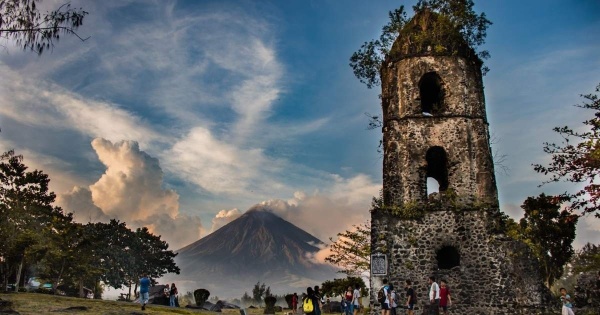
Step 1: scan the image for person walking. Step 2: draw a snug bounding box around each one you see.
[428,276,440,315]
[439,280,451,315]
[352,283,361,315]
[170,283,178,307]
[404,280,415,315]
[139,273,150,311]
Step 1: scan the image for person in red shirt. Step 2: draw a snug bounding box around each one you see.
[292,293,298,313]
[439,280,452,314]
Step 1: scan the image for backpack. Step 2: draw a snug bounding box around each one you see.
[303,297,314,313]
[377,286,387,304]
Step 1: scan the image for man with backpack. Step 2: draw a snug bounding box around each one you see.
[377,279,391,315]
[303,287,319,315]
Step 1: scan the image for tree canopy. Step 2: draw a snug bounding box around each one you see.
[534,83,600,218]
[0,0,88,54]
[505,194,578,287]
[0,149,180,297]
[325,221,370,277]
[349,0,491,88]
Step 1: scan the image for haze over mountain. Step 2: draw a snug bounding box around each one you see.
[166,208,339,298]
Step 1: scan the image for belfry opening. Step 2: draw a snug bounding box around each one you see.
[419,72,444,115]
[426,146,449,193]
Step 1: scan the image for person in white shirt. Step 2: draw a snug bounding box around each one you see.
[382,279,391,315]
[428,276,440,315]
[389,284,397,315]
[352,284,361,315]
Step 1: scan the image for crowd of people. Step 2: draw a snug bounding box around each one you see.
[377,277,451,315]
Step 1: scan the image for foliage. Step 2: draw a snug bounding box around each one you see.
[572,243,600,273]
[0,150,180,297]
[325,221,371,277]
[0,0,88,54]
[241,291,253,305]
[0,150,66,292]
[349,0,491,89]
[194,288,210,307]
[320,277,368,298]
[505,194,578,287]
[534,83,600,218]
[252,282,270,305]
[264,296,277,314]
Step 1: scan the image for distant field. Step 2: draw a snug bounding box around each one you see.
[0,293,291,315]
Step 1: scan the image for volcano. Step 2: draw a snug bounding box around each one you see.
[170,209,338,298]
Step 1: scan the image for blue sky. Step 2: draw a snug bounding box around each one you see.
[0,0,599,250]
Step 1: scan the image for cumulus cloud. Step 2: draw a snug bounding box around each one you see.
[58,138,203,250]
[247,174,380,242]
[57,187,109,223]
[210,209,242,233]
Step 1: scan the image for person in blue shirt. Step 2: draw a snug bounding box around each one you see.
[559,287,574,315]
[140,273,150,311]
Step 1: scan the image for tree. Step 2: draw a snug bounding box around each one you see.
[0,0,88,54]
[252,282,269,305]
[573,243,600,273]
[325,221,371,277]
[534,83,600,218]
[241,291,253,306]
[349,0,491,89]
[320,277,368,298]
[0,150,66,292]
[506,194,578,287]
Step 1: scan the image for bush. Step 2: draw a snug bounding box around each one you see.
[193,288,210,307]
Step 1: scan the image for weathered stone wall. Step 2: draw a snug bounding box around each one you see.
[381,55,497,206]
[370,208,551,315]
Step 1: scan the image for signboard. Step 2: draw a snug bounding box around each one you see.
[371,254,387,276]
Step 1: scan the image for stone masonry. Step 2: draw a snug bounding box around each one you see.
[370,11,550,315]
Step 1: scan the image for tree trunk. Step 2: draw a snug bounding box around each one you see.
[79,278,84,298]
[128,281,132,301]
[53,259,65,295]
[14,255,24,292]
[134,282,138,299]
[2,263,8,292]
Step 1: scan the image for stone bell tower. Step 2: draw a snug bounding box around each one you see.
[370,10,549,315]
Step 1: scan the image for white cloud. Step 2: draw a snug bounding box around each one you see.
[248,174,380,241]
[210,208,242,233]
[58,138,203,250]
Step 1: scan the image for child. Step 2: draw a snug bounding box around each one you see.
[559,288,574,315]
[439,280,451,315]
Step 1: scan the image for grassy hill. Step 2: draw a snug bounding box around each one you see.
[0,293,271,315]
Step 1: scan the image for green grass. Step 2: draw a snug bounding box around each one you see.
[0,292,221,315]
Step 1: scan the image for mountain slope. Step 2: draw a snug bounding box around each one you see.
[170,209,338,298]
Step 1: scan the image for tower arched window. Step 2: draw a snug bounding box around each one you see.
[419,72,444,115]
[426,146,449,193]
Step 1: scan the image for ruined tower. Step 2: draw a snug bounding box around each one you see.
[370,10,549,314]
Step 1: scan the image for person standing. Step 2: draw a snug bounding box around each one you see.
[304,287,319,315]
[313,286,322,315]
[170,283,178,307]
[292,293,298,314]
[404,280,415,315]
[439,280,451,315]
[428,276,440,315]
[344,286,353,315]
[352,283,361,315]
[559,288,575,315]
[139,273,150,311]
[389,284,397,315]
[381,279,391,315]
